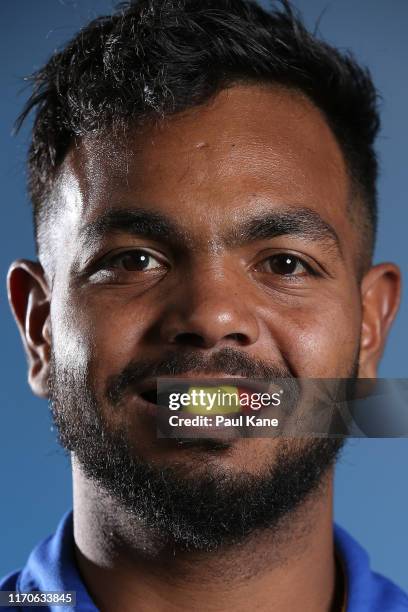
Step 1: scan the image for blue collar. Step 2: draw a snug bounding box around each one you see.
[3,509,407,612]
[17,510,96,611]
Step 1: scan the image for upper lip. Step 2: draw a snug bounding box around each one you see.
[136,374,276,397]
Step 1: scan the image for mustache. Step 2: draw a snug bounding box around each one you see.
[105,347,292,406]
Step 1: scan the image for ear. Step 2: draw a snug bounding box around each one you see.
[359,263,401,377]
[7,260,51,398]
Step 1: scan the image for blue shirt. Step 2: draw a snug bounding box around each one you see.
[1,509,407,611]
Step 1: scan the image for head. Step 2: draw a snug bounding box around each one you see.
[8,0,400,551]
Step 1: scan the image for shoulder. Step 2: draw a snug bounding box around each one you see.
[0,569,23,611]
[369,569,408,611]
[0,569,20,590]
[0,510,74,595]
[334,523,408,611]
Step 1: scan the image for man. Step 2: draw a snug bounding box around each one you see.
[1,0,407,610]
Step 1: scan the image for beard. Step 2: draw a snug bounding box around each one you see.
[48,346,354,552]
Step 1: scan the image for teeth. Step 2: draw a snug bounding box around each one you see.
[183,385,241,415]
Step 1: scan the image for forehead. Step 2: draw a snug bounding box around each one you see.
[52,84,352,250]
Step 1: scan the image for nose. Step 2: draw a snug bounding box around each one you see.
[158,269,260,349]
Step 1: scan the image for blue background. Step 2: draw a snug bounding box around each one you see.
[0,0,407,591]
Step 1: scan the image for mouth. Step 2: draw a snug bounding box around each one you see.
[135,376,247,416]
[137,374,244,398]
[133,375,286,443]
[139,388,158,405]
[136,375,282,415]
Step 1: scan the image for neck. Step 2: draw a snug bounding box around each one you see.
[72,458,341,612]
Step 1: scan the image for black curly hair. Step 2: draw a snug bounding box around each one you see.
[16,0,380,259]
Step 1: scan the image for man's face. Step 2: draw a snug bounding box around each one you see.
[31,85,374,547]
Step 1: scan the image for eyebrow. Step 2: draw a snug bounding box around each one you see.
[80,205,342,255]
[225,206,342,254]
[79,208,187,245]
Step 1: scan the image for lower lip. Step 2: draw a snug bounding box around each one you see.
[130,395,243,440]
[129,393,160,418]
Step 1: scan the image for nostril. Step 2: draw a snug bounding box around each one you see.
[227,333,247,343]
[173,332,207,347]
[171,331,250,348]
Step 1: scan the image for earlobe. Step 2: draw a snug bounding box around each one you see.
[7,260,51,398]
[359,263,401,377]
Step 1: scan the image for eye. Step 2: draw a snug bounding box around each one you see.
[104,249,163,272]
[107,249,164,272]
[258,253,315,277]
[86,248,168,285]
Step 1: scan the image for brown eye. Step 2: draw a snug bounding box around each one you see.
[111,250,163,271]
[262,254,311,276]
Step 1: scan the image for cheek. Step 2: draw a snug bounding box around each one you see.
[263,293,362,377]
[51,289,157,390]
[50,294,92,374]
